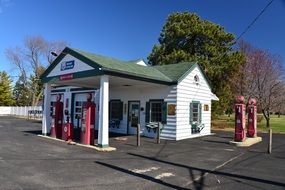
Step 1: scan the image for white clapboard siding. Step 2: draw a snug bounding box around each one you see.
[109,85,177,140]
[108,65,213,140]
[176,66,212,140]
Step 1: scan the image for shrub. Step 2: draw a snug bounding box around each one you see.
[257,115,263,123]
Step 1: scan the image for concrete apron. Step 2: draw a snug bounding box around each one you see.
[37,135,116,152]
[229,137,262,147]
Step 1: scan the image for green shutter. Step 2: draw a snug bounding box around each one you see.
[145,102,150,123]
[161,102,167,124]
[199,103,202,124]
[119,101,123,120]
[189,103,193,124]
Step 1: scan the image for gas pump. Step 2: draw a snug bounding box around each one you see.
[247,98,257,137]
[235,96,246,142]
[50,94,63,138]
[62,98,74,141]
[80,93,96,145]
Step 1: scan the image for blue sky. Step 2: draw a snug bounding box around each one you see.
[0,0,284,80]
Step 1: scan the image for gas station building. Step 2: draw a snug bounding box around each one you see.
[41,47,218,148]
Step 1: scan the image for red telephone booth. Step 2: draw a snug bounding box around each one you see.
[247,98,257,137]
[235,96,246,142]
[80,93,96,145]
[50,94,63,138]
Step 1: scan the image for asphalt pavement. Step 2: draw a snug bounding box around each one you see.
[0,116,284,190]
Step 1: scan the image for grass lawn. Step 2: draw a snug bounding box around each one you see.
[212,114,285,133]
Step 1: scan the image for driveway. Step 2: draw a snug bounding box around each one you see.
[0,116,284,190]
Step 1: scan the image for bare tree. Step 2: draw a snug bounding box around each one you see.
[5,47,27,84]
[246,50,284,127]
[271,82,285,117]
[236,42,284,153]
[24,36,46,106]
[5,35,67,106]
[44,41,67,64]
[24,36,46,77]
[231,40,252,97]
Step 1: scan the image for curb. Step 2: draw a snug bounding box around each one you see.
[229,137,262,147]
[37,135,116,152]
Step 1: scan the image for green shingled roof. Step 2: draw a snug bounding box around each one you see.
[42,47,202,85]
[71,48,173,83]
[153,62,196,82]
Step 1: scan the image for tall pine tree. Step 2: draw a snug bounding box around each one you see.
[148,12,244,115]
[0,71,15,106]
[13,74,31,106]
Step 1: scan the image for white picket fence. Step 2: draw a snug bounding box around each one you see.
[0,106,43,119]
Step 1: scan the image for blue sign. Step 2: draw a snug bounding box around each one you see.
[61,60,75,71]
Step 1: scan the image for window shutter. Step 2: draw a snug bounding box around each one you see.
[145,102,150,123]
[119,101,123,120]
[161,102,167,124]
[189,103,193,124]
[199,103,202,124]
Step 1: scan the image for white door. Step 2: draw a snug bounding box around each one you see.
[128,101,140,135]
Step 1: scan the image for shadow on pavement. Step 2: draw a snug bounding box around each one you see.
[202,139,229,145]
[127,153,285,188]
[189,169,205,190]
[95,161,190,190]
[28,120,42,124]
[22,130,42,135]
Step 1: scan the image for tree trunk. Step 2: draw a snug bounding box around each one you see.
[32,93,36,106]
[266,117,270,128]
[262,109,270,128]
[34,91,43,107]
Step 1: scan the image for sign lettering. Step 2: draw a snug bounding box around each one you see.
[61,60,75,71]
[60,73,73,81]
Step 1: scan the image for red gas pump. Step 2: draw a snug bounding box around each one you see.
[235,96,246,142]
[62,98,74,141]
[80,93,96,145]
[247,98,257,137]
[50,94,63,138]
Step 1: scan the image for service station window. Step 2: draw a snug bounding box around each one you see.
[145,100,167,125]
[109,100,123,120]
[190,102,202,125]
[150,101,162,122]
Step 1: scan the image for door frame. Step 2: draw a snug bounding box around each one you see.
[127,100,140,134]
[71,92,94,128]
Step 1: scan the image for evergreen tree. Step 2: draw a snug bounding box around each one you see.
[13,74,31,106]
[148,12,244,115]
[0,71,15,106]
